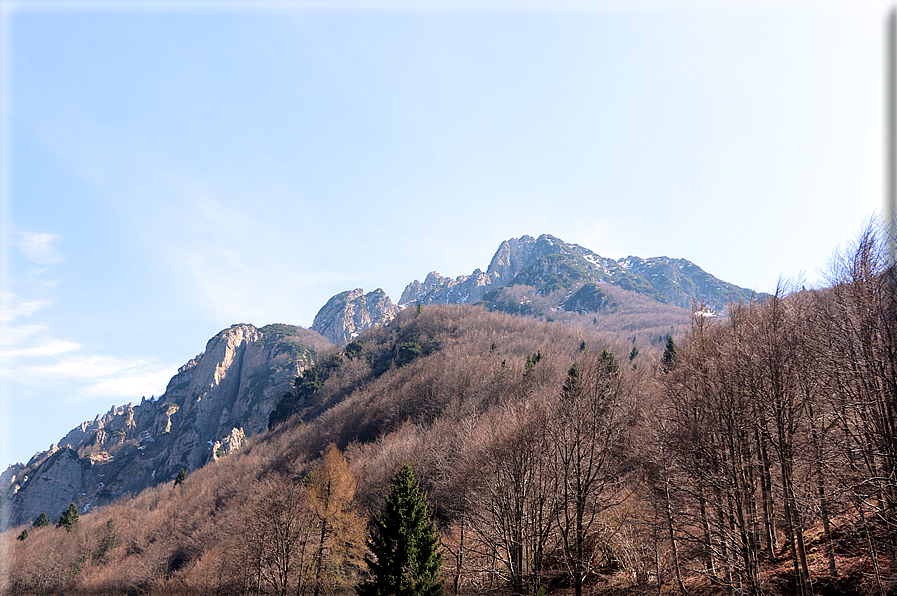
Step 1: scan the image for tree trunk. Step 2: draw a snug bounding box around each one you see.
[664,477,688,595]
[313,518,328,596]
[756,425,777,559]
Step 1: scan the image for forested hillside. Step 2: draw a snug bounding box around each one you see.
[2,224,895,596]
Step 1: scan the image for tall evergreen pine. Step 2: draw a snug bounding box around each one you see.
[57,502,79,532]
[357,463,444,596]
[661,335,678,371]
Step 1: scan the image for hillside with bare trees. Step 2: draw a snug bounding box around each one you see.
[2,223,895,596]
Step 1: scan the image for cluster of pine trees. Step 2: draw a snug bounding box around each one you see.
[2,223,895,596]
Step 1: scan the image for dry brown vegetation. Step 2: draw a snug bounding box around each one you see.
[2,223,896,596]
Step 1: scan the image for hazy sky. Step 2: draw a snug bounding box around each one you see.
[0,0,888,469]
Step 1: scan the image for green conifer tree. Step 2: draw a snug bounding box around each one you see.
[661,335,678,371]
[57,502,79,532]
[357,463,444,596]
[99,518,117,558]
[174,468,187,487]
[601,348,620,377]
[33,512,49,528]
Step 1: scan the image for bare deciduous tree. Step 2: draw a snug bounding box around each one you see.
[551,350,633,596]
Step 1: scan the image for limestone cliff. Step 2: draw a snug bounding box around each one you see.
[398,269,497,307]
[0,323,330,530]
[486,235,540,286]
[311,288,398,345]
[395,235,548,309]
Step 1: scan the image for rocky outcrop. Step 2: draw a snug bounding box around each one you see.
[397,235,555,309]
[312,288,398,345]
[9,447,82,528]
[400,234,760,314]
[486,235,539,285]
[1,323,330,530]
[211,427,246,462]
[398,270,497,307]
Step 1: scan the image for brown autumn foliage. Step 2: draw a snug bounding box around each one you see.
[2,221,896,596]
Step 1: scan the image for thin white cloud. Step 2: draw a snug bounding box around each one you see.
[0,292,51,322]
[0,338,80,359]
[4,351,174,401]
[0,227,173,406]
[0,324,45,346]
[13,231,63,265]
[83,367,174,399]
[0,323,173,402]
[17,354,146,380]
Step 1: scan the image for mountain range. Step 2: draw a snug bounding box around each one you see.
[0,233,762,530]
[310,233,760,344]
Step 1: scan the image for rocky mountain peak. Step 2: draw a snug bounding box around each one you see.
[399,233,759,317]
[486,234,537,284]
[313,233,759,348]
[311,288,398,345]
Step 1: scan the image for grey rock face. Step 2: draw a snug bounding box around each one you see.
[1,323,328,530]
[399,269,498,307]
[400,234,760,314]
[312,288,399,345]
[486,235,538,285]
[10,448,82,528]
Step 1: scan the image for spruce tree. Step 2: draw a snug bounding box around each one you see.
[174,468,187,487]
[661,335,678,371]
[57,502,79,532]
[357,463,444,596]
[99,518,117,558]
[33,512,49,528]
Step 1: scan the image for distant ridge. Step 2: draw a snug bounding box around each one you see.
[312,233,763,344]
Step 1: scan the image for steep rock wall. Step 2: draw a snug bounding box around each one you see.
[1,324,328,530]
[312,289,398,345]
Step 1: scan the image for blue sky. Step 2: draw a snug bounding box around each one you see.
[0,0,887,469]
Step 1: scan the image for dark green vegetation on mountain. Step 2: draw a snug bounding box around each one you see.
[3,225,895,596]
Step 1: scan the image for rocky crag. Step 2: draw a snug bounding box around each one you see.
[0,324,330,530]
[312,233,762,344]
[311,289,398,345]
